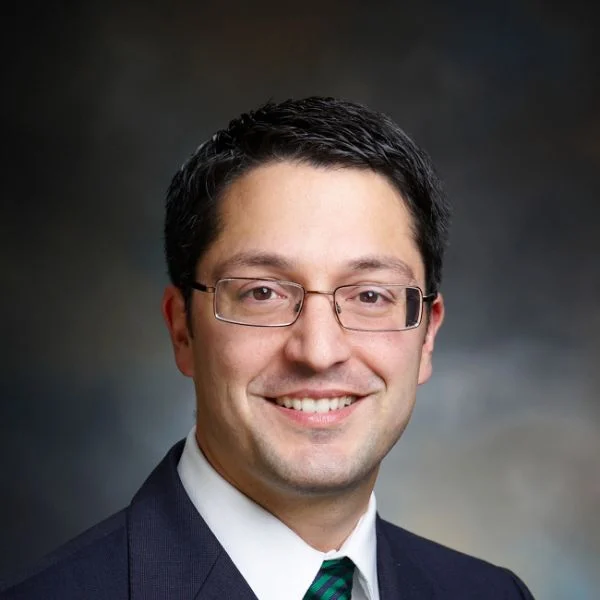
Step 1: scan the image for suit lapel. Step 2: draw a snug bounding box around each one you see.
[127,441,257,600]
[376,516,434,599]
[191,551,260,600]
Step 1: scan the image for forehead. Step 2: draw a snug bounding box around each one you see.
[199,161,424,284]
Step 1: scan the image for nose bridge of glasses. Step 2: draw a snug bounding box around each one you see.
[304,289,335,298]
[300,289,342,318]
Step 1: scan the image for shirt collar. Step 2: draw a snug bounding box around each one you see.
[177,428,379,600]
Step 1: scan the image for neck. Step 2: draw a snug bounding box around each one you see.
[256,481,376,551]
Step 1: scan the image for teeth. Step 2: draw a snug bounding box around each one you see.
[273,396,357,413]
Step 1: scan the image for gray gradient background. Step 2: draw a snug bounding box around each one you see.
[1,2,599,598]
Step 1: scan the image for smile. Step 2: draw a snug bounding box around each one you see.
[272,396,358,413]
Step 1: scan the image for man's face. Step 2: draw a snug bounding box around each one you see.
[164,161,444,503]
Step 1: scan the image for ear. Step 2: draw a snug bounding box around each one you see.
[417,293,445,385]
[161,285,195,377]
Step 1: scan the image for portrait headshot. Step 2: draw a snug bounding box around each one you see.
[2,96,536,598]
[2,3,598,600]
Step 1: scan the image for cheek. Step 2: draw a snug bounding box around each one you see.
[195,324,283,386]
[354,331,424,385]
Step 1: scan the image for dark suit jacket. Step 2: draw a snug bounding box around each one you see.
[1,441,535,599]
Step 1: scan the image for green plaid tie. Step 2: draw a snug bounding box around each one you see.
[303,557,355,600]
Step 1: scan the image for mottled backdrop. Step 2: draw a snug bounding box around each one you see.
[2,2,599,598]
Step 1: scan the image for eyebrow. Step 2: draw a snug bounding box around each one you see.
[212,251,295,279]
[346,256,416,281]
[211,251,416,281]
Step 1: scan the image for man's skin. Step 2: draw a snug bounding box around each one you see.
[162,161,444,552]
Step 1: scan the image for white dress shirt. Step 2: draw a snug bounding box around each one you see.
[178,428,380,600]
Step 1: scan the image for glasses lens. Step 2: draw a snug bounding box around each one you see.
[215,279,304,326]
[334,285,422,331]
[404,287,422,327]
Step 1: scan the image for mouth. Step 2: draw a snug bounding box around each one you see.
[270,395,359,413]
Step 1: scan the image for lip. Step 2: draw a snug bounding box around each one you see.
[264,389,367,400]
[263,392,367,427]
[271,397,363,426]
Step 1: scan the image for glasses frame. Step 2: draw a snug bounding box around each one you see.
[191,277,437,332]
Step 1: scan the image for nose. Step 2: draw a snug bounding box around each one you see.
[283,291,352,372]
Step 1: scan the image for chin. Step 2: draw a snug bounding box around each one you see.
[265,455,378,497]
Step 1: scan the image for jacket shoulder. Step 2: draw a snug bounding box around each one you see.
[378,518,535,598]
[1,510,128,599]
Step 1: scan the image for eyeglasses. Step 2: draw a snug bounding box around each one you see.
[191,278,436,331]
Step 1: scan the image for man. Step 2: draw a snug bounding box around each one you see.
[1,97,535,598]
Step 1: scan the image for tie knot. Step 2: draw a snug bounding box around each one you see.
[304,557,355,600]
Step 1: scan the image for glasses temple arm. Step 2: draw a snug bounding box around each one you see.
[191,282,216,293]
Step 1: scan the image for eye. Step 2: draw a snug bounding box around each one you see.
[356,288,396,305]
[250,286,277,301]
[237,281,288,303]
[358,289,384,304]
